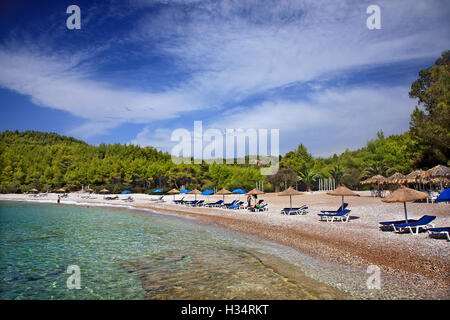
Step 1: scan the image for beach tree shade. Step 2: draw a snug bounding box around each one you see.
[167,188,180,200]
[382,187,428,223]
[189,189,202,201]
[99,188,110,193]
[277,186,304,210]
[326,185,360,211]
[216,188,232,201]
[435,188,450,203]
[121,190,131,194]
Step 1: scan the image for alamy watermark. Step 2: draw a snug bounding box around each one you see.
[366,265,381,290]
[170,121,279,175]
[66,265,81,289]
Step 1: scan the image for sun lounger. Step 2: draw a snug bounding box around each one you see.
[204,200,223,207]
[320,203,348,214]
[193,200,204,207]
[150,195,164,202]
[173,197,185,204]
[427,227,450,241]
[391,215,436,234]
[318,209,351,222]
[281,205,308,215]
[379,219,418,231]
[229,202,245,210]
[250,203,268,212]
[122,196,134,202]
[222,200,239,208]
[184,200,199,206]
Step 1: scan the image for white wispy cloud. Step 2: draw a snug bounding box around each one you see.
[0,0,448,154]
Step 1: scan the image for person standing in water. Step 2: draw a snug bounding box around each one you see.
[57,195,61,204]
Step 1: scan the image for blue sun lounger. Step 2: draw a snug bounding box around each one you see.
[379,219,418,231]
[391,215,436,234]
[281,205,308,215]
[173,197,185,204]
[204,200,223,207]
[427,227,450,241]
[222,200,239,208]
[320,203,348,214]
[318,209,351,222]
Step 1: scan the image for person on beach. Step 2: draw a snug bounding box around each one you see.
[246,194,252,208]
[57,195,61,204]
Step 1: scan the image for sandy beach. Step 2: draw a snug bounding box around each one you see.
[1,191,449,299]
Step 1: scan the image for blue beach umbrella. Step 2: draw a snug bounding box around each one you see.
[436,188,450,203]
[180,189,190,194]
[152,189,163,193]
[121,190,131,194]
[232,189,246,200]
[201,190,214,195]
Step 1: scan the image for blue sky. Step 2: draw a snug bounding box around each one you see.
[0,0,449,157]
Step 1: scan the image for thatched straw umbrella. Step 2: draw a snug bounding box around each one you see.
[277,187,304,210]
[382,187,428,223]
[29,188,38,193]
[386,172,406,185]
[362,175,386,192]
[99,189,110,194]
[56,188,66,193]
[189,189,202,201]
[167,188,180,200]
[216,188,232,201]
[247,188,264,196]
[405,170,425,184]
[326,185,360,210]
[422,165,450,191]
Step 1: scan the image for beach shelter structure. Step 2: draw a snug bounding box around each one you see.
[180,189,190,194]
[189,189,202,201]
[326,185,360,210]
[121,190,131,194]
[382,187,428,223]
[167,188,180,200]
[29,188,38,193]
[422,165,450,191]
[435,188,450,203]
[56,188,66,193]
[201,190,214,195]
[247,188,264,196]
[277,187,304,210]
[232,189,246,200]
[386,172,407,185]
[405,170,425,184]
[216,188,232,201]
[152,189,163,193]
[99,189,110,194]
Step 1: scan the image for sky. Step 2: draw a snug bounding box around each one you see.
[0,0,449,157]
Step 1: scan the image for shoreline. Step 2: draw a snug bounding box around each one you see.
[1,193,449,299]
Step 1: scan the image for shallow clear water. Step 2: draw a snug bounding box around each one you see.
[0,201,345,300]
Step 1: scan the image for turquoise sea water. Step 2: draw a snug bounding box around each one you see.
[0,201,345,300]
